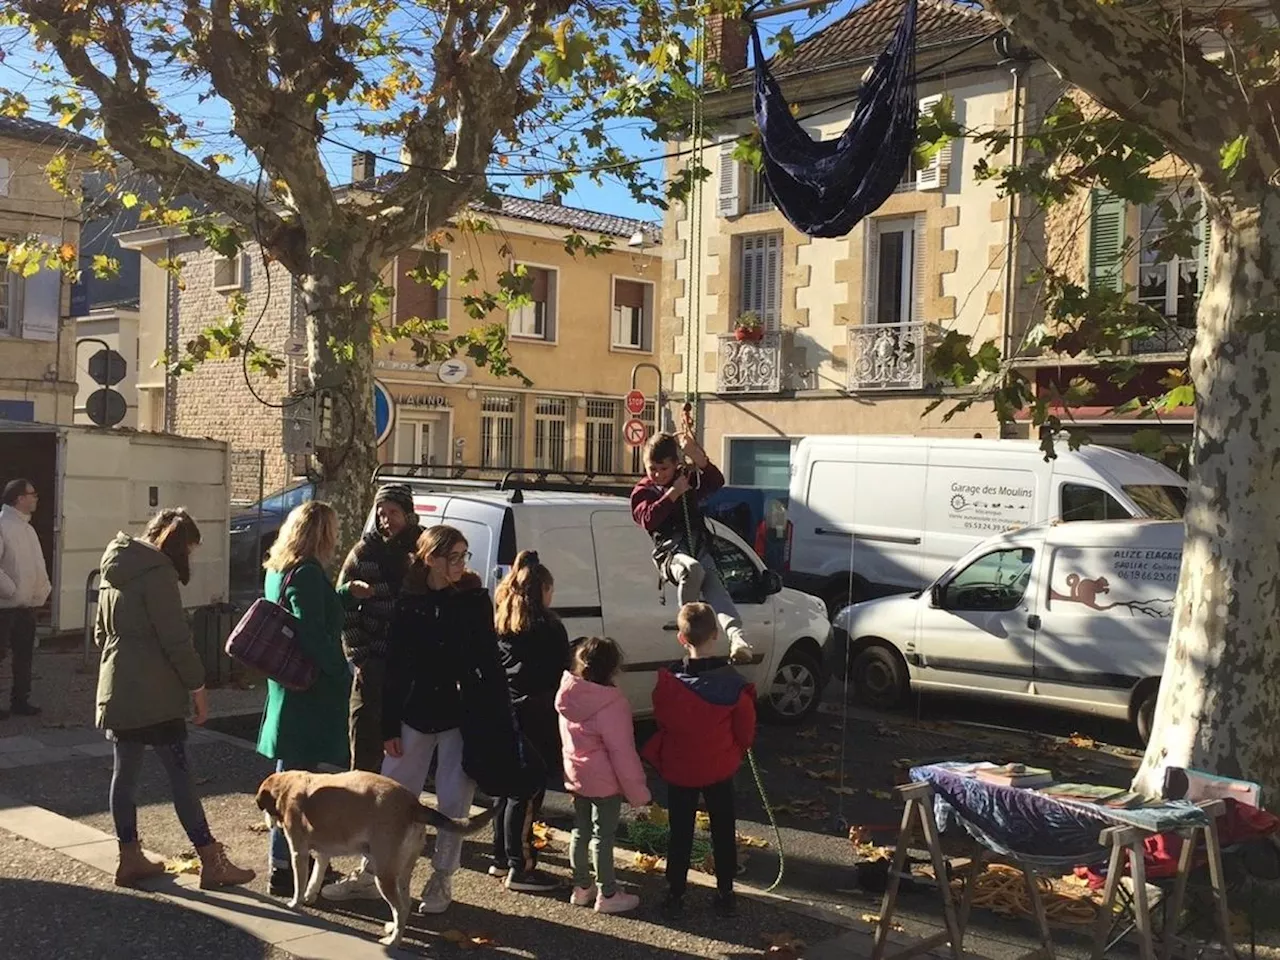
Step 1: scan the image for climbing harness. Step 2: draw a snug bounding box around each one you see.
[750,0,918,238]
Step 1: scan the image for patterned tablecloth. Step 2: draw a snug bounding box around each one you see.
[910,762,1210,870]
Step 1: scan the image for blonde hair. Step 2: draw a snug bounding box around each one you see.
[494,550,556,636]
[677,601,718,648]
[264,501,339,572]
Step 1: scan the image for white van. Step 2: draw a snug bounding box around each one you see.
[786,436,1187,613]
[832,519,1183,740]
[363,472,833,724]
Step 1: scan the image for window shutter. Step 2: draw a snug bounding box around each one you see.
[717,137,741,217]
[0,158,9,197]
[21,236,60,341]
[1089,189,1126,292]
[763,234,781,329]
[395,253,443,323]
[530,267,549,302]
[916,94,950,191]
[911,214,927,322]
[615,279,645,308]
[863,222,880,324]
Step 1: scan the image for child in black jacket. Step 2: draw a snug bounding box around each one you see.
[491,550,571,892]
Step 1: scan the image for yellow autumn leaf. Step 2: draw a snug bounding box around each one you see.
[736,831,768,849]
[695,810,711,831]
[58,242,76,263]
[165,856,200,875]
[634,852,662,873]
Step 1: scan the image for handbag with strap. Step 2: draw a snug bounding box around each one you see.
[224,566,318,691]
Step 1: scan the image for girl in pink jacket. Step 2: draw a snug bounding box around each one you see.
[556,636,651,914]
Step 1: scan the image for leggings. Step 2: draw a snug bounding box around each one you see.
[109,739,214,848]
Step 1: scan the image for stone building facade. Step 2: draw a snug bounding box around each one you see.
[0,117,91,425]
[118,192,661,501]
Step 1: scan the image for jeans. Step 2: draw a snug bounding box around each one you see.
[0,607,36,706]
[269,759,316,869]
[110,739,213,848]
[665,778,737,897]
[380,725,475,875]
[571,796,622,896]
[667,551,747,651]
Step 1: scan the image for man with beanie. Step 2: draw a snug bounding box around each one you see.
[323,482,422,902]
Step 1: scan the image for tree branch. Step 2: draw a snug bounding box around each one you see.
[20,0,295,260]
[981,0,1256,181]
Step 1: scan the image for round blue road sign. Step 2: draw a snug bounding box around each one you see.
[374,379,394,447]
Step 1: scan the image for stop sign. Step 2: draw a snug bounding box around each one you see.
[88,348,127,386]
[625,389,646,416]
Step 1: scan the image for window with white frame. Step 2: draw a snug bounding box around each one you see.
[629,400,656,474]
[534,396,568,471]
[481,394,518,468]
[509,264,557,340]
[1138,191,1204,329]
[212,253,244,291]
[0,249,13,336]
[584,398,618,474]
[747,166,773,213]
[864,216,925,326]
[611,278,653,351]
[727,438,792,488]
[739,232,782,330]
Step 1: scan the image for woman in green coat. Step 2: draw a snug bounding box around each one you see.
[256,500,370,895]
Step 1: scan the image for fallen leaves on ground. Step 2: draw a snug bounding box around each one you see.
[868,789,895,800]
[827,786,857,796]
[872,722,899,738]
[166,856,200,875]
[695,810,711,832]
[860,913,904,932]
[531,821,554,850]
[1066,733,1097,749]
[796,728,818,740]
[634,853,663,873]
[761,931,807,957]
[246,821,270,833]
[805,768,837,782]
[440,929,498,950]
[736,831,768,849]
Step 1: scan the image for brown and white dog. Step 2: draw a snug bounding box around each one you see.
[255,770,495,946]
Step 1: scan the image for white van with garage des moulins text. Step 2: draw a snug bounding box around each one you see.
[832,519,1183,740]
[785,436,1187,614]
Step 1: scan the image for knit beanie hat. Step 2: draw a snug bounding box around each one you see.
[374,483,415,518]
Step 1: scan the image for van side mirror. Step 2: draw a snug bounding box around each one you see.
[930,584,944,609]
[761,569,783,596]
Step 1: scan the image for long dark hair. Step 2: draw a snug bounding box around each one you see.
[143,508,201,585]
[494,550,556,636]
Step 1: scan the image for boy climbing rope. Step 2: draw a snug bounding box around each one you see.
[629,428,753,665]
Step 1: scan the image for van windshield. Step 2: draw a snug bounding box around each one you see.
[1124,484,1187,519]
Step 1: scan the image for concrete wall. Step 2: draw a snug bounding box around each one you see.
[0,133,83,424]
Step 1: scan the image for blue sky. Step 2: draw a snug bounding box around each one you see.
[0,2,862,224]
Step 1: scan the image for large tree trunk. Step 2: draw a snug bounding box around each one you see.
[298,272,379,559]
[1133,186,1280,800]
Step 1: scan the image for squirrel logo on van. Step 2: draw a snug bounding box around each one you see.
[1051,574,1112,610]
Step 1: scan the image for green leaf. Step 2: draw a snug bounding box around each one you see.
[1220,135,1248,176]
[120,193,138,209]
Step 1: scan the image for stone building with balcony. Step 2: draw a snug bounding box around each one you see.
[658,0,1040,485]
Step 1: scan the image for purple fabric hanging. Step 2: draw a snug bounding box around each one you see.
[750,0,918,238]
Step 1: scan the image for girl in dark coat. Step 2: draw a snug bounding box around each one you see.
[377,525,526,915]
[490,550,570,892]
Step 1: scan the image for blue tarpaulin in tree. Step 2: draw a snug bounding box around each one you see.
[750,0,918,238]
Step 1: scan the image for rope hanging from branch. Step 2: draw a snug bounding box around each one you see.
[750,0,918,238]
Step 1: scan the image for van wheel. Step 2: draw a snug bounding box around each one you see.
[851,644,906,710]
[1135,687,1159,744]
[761,648,823,725]
[823,577,863,619]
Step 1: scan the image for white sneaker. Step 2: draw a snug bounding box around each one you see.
[595,889,640,914]
[417,872,453,914]
[321,869,379,901]
[570,883,598,906]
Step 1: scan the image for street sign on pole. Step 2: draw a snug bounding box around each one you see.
[623,417,649,448]
[85,388,127,427]
[88,348,128,387]
[624,389,646,417]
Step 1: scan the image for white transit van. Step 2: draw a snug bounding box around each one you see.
[786,436,1187,613]
[832,519,1183,740]
[363,470,833,724]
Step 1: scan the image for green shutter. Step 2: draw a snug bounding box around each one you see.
[1089,189,1126,292]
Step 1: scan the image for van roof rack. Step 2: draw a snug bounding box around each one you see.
[371,463,641,499]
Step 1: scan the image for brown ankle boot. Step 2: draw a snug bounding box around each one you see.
[115,840,167,887]
[196,841,256,889]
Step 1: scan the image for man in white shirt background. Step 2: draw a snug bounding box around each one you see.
[0,479,53,719]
